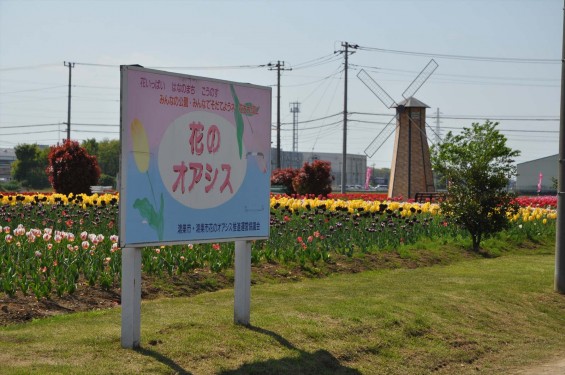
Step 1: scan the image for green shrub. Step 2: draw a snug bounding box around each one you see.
[98,174,116,188]
[11,144,50,189]
[0,180,22,192]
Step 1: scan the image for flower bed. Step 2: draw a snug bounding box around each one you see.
[0,193,557,298]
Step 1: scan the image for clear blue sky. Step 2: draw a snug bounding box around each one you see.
[0,0,561,168]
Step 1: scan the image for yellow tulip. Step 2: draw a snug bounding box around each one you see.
[131,118,150,173]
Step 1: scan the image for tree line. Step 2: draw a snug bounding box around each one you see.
[5,138,119,191]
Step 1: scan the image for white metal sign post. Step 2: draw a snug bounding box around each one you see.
[121,247,142,348]
[234,240,252,325]
[119,66,271,348]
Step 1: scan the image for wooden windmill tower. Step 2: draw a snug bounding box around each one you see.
[357,60,439,199]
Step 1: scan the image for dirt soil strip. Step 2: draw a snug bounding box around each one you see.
[514,358,565,375]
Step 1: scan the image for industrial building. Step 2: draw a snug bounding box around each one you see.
[0,148,16,182]
[270,149,367,187]
[516,154,558,194]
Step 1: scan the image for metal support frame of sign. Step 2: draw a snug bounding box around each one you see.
[119,65,271,348]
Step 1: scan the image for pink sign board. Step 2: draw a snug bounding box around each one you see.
[119,66,271,247]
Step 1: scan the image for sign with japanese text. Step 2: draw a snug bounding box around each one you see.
[119,66,271,246]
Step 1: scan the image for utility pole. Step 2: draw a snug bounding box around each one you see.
[556,0,565,294]
[338,42,358,193]
[268,61,291,169]
[290,102,300,168]
[64,61,75,141]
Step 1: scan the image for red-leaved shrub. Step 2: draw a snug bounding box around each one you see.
[271,167,299,194]
[46,140,101,195]
[292,160,333,197]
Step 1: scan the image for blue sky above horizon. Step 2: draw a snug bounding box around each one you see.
[0,0,562,168]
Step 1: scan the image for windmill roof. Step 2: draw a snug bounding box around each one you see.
[393,97,429,108]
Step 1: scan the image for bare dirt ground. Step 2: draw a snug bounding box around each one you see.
[513,357,565,375]
[0,251,449,326]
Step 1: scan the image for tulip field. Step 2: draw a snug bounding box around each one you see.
[0,192,557,299]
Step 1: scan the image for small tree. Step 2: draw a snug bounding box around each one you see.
[81,138,99,157]
[11,144,50,189]
[46,140,101,194]
[292,160,334,197]
[431,121,520,252]
[98,173,116,188]
[98,139,120,177]
[271,167,299,194]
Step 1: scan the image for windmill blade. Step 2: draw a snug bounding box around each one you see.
[364,115,398,157]
[402,59,438,99]
[357,69,397,109]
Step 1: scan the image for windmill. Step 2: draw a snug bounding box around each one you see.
[357,59,440,199]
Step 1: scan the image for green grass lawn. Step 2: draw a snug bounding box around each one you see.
[1,245,564,374]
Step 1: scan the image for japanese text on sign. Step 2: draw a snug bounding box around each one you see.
[171,121,233,195]
[177,221,261,234]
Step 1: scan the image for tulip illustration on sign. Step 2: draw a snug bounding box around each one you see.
[131,118,164,240]
[230,84,267,173]
[230,84,245,160]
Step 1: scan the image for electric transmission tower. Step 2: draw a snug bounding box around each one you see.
[435,108,442,145]
[289,102,301,168]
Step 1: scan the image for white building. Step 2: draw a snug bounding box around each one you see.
[516,154,558,194]
[0,148,16,181]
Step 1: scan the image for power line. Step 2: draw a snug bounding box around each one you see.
[73,123,119,127]
[430,116,558,121]
[350,64,559,88]
[72,62,116,68]
[0,129,63,136]
[73,130,119,134]
[281,71,342,88]
[280,119,343,132]
[73,62,268,70]
[349,119,392,126]
[0,63,60,71]
[151,64,267,70]
[357,45,560,64]
[0,123,63,129]
[311,69,345,152]
[74,84,119,90]
[0,96,68,104]
[0,85,67,95]
[296,65,343,104]
[290,54,343,70]
[290,53,337,69]
[350,111,559,121]
[73,97,119,102]
[441,126,558,133]
[280,111,341,125]
[352,64,559,83]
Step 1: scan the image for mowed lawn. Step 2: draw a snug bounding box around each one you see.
[1,248,564,374]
